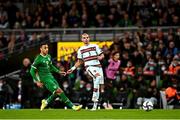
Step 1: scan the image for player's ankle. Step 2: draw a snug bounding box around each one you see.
[42,99,48,104]
[72,105,76,109]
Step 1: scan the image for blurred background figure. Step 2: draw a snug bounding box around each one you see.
[104,51,121,109]
[20,58,36,108]
[165,77,180,108]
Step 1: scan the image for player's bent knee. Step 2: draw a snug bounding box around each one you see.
[95,73,100,77]
[55,88,63,94]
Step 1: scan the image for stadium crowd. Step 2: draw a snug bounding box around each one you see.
[1,0,180,51]
[0,0,180,109]
[0,0,180,29]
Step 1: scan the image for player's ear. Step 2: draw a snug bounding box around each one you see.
[39,47,42,52]
[81,37,83,42]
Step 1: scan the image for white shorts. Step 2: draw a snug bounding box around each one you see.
[86,66,104,84]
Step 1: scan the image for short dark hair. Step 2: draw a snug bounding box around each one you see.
[81,33,89,38]
[40,41,49,47]
[112,51,119,56]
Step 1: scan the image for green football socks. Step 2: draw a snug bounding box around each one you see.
[59,92,73,108]
[47,93,57,104]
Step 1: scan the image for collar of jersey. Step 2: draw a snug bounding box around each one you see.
[40,53,47,57]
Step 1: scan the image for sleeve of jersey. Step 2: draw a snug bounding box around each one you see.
[49,55,60,73]
[95,45,103,55]
[50,62,60,73]
[30,58,40,82]
[77,49,83,59]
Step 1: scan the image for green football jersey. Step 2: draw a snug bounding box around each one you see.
[30,54,60,82]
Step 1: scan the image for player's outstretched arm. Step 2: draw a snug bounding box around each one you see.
[67,59,83,74]
[49,61,66,76]
[59,71,66,76]
[49,62,60,73]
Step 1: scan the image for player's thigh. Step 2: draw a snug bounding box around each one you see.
[44,77,60,93]
[86,66,104,84]
[86,66,96,79]
[98,67,104,84]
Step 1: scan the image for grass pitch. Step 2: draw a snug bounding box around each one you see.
[0,109,180,119]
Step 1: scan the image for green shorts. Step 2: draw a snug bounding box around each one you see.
[41,75,60,93]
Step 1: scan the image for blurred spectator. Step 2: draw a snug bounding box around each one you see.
[164,41,178,57]
[0,4,9,29]
[16,30,28,50]
[131,50,144,66]
[118,12,132,27]
[6,1,19,28]
[7,32,16,54]
[165,82,180,106]
[20,58,35,108]
[81,13,90,27]
[61,14,68,28]
[33,15,45,28]
[107,5,119,27]
[71,80,86,103]
[0,31,8,48]
[62,80,72,97]
[95,14,107,27]
[136,76,158,109]
[105,51,121,82]
[0,79,14,108]
[132,75,146,108]
[116,74,132,108]
[175,28,180,48]
[68,2,80,28]
[121,51,130,67]
[123,60,135,77]
[104,51,121,109]
[25,15,33,28]
[29,32,38,45]
[143,57,156,76]
[0,79,4,108]
[79,82,93,108]
[164,57,180,75]
[157,58,167,75]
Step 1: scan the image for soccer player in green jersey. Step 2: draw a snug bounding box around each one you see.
[30,43,82,111]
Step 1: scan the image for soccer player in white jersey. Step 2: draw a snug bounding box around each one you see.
[67,33,104,110]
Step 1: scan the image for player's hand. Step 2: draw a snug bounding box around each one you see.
[60,71,66,76]
[35,81,43,88]
[67,69,73,74]
[97,56,103,60]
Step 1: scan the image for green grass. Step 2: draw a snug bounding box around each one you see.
[0,109,180,119]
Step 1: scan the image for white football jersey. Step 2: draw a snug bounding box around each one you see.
[77,44,103,66]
